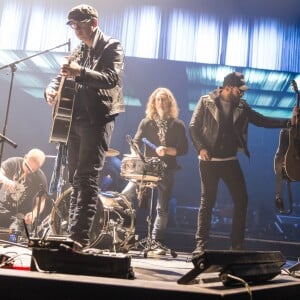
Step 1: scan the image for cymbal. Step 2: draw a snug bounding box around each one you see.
[46,149,120,159]
[106,148,120,157]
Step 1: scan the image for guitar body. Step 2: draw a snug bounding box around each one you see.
[49,48,83,144]
[284,79,300,181]
[49,76,76,144]
[284,127,300,181]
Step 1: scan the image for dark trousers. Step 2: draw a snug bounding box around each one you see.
[67,118,115,246]
[196,159,248,250]
[152,168,176,242]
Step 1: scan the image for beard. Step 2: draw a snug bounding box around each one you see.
[228,91,241,107]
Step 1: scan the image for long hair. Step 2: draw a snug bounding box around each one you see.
[145,87,179,119]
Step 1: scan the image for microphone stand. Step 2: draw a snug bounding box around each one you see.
[126,135,146,163]
[0,40,70,165]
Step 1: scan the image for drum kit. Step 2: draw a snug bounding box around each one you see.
[39,147,177,257]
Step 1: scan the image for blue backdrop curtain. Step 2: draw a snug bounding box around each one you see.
[0,0,299,72]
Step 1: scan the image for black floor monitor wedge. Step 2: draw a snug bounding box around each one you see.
[178,250,286,286]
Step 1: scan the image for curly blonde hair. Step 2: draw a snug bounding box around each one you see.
[145,87,179,120]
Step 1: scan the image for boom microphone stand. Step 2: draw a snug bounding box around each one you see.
[0,39,71,165]
[0,134,17,165]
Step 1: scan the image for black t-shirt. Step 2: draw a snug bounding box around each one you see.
[0,157,48,215]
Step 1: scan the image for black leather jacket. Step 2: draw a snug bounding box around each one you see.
[189,89,290,157]
[47,28,125,123]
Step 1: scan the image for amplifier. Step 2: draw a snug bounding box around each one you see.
[29,237,134,279]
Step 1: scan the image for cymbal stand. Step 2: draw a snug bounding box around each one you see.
[134,181,177,258]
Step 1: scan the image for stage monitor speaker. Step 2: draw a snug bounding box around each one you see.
[178,250,286,286]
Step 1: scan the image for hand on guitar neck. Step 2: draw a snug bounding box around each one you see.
[60,56,81,77]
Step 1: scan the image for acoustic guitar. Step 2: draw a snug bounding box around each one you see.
[49,50,82,144]
[284,79,300,181]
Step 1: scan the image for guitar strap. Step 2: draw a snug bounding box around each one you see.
[274,129,293,214]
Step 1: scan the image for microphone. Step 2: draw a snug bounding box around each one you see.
[24,161,33,173]
[126,135,146,163]
[68,38,71,52]
[142,137,157,150]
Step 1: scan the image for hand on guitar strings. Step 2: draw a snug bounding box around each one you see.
[45,87,57,106]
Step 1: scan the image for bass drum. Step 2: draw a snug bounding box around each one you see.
[50,187,136,252]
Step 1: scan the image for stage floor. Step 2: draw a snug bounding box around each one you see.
[0,242,300,300]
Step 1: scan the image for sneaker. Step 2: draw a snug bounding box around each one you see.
[150,240,167,255]
[152,246,167,255]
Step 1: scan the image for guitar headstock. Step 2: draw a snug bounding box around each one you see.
[291,79,299,94]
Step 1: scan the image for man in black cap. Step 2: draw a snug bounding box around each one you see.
[189,71,297,256]
[45,4,124,248]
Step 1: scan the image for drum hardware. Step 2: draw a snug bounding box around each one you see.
[49,188,136,252]
[107,216,125,253]
[133,182,177,258]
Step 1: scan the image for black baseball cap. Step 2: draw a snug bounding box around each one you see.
[66,4,98,25]
[223,72,249,91]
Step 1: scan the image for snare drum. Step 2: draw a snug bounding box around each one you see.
[120,155,165,182]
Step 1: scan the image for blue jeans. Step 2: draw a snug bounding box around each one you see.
[122,169,175,242]
[67,118,115,246]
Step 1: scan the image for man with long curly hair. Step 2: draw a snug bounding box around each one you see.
[122,87,188,255]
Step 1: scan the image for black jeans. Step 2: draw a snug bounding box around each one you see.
[196,159,248,250]
[67,118,115,246]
